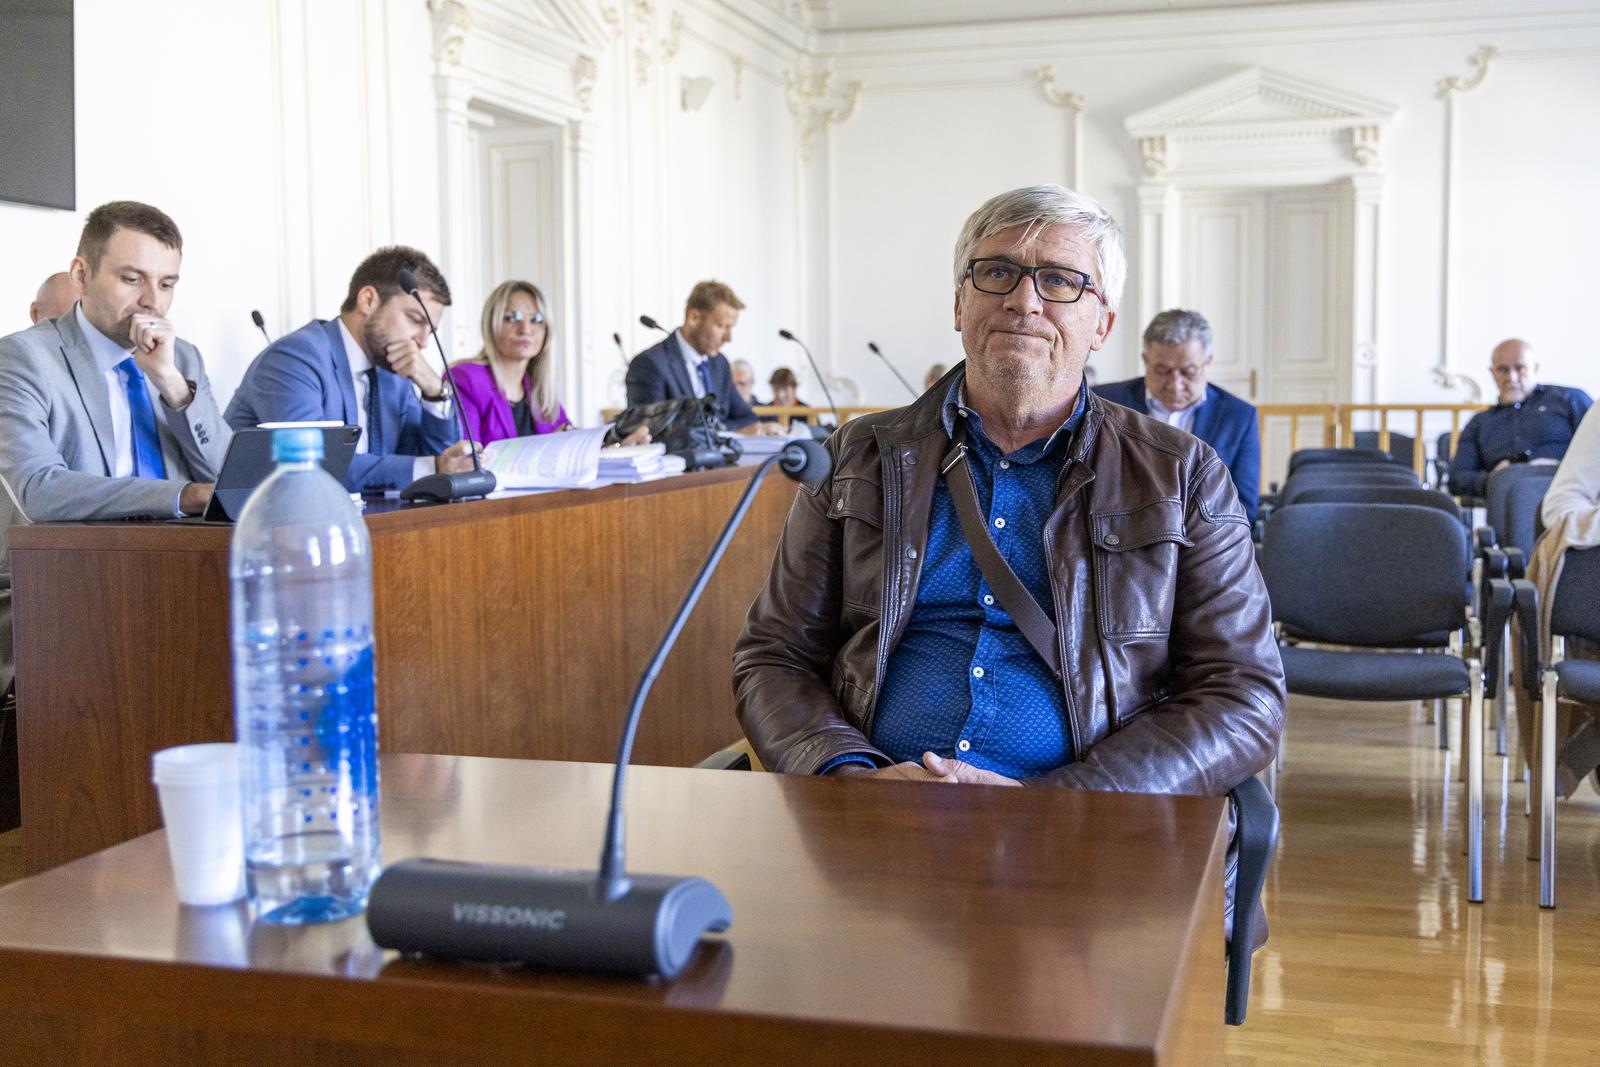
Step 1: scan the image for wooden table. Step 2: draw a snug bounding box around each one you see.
[9,467,796,874]
[0,755,1228,1066]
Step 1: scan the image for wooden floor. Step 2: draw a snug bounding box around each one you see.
[1227,695,1600,1065]
[1,695,1596,1063]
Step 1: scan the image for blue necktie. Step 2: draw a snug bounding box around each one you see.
[117,357,167,480]
[696,361,713,398]
[365,369,384,454]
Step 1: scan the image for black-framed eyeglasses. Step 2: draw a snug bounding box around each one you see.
[965,258,1105,306]
[502,310,546,326]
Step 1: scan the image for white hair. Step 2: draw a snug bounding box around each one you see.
[952,184,1127,313]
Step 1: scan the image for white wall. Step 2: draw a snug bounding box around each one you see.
[814,0,1600,408]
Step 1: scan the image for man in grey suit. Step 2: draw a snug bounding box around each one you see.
[0,201,230,692]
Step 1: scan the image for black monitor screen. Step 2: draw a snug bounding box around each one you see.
[0,0,75,210]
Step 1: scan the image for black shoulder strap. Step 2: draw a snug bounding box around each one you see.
[940,424,1062,679]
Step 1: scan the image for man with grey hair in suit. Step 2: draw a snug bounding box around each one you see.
[0,201,230,692]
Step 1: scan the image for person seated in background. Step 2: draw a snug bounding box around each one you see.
[1093,309,1260,524]
[0,200,229,522]
[757,367,811,430]
[923,362,947,392]
[226,246,476,493]
[28,271,80,325]
[734,185,1282,937]
[730,359,757,406]
[625,280,781,435]
[1448,339,1591,498]
[1543,403,1600,527]
[451,280,649,447]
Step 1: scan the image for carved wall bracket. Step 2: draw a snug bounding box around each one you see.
[1434,45,1499,398]
[786,70,861,162]
[429,0,471,69]
[1138,136,1168,179]
[1036,65,1087,188]
[1436,45,1497,99]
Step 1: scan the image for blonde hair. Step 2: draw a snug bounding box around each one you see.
[475,280,559,422]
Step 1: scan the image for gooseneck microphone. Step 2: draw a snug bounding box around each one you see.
[778,328,841,430]
[639,314,668,334]
[613,332,629,368]
[868,341,918,399]
[367,439,833,978]
[395,267,496,503]
[250,310,273,345]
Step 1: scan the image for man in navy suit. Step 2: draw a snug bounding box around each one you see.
[625,280,782,435]
[226,247,476,493]
[1094,309,1260,523]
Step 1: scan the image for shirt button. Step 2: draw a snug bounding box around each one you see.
[1104,533,1120,546]
[999,460,1010,470]
[972,666,985,678]
[957,739,971,753]
[982,594,994,606]
[993,517,1006,529]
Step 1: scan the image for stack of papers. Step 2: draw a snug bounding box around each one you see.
[597,443,686,483]
[733,422,814,454]
[480,426,608,489]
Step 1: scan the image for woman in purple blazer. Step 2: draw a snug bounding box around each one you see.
[448,280,571,445]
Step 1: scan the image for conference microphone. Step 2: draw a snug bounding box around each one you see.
[868,341,918,399]
[639,314,668,334]
[778,328,841,432]
[367,438,833,978]
[394,267,496,503]
[613,332,629,368]
[250,310,272,345]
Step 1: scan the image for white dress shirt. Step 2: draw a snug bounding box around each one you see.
[674,329,710,398]
[1543,403,1600,526]
[338,319,451,480]
[75,304,162,479]
[1145,389,1205,435]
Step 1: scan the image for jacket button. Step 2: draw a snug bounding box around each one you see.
[902,449,915,464]
[905,547,918,560]
[1104,533,1121,546]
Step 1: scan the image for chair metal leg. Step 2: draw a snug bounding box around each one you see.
[1458,695,1469,782]
[1263,753,1277,798]
[1467,666,1485,903]
[1540,667,1558,909]
[1524,764,1532,817]
[1438,697,1450,750]
[1494,642,1509,758]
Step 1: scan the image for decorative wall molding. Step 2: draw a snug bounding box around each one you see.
[731,54,746,99]
[1034,65,1085,190]
[1128,68,1397,406]
[785,69,860,162]
[573,54,599,111]
[1431,45,1498,400]
[430,0,472,68]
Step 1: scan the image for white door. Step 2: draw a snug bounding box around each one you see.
[468,120,567,391]
[1177,184,1349,483]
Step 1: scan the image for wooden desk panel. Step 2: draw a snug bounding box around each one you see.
[0,756,1228,1065]
[10,468,796,873]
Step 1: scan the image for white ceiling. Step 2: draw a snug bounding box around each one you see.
[809,0,1391,33]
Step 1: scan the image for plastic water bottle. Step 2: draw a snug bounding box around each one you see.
[230,428,379,924]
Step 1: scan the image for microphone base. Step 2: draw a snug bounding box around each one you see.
[670,447,729,472]
[366,857,732,979]
[399,469,498,503]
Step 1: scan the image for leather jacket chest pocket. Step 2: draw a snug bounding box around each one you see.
[829,475,884,617]
[1090,498,1194,638]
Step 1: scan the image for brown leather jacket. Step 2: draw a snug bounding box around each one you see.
[733,378,1285,796]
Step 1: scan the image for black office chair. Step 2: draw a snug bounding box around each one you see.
[1353,430,1416,471]
[1286,447,1397,475]
[1260,503,1509,903]
[1481,465,1557,566]
[1534,546,1600,908]
[693,746,1279,1026]
[1278,469,1421,506]
[1290,486,1462,520]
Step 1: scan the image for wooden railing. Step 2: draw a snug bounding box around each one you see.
[1257,402,1485,483]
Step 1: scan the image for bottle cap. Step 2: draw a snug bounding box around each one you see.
[272,427,324,464]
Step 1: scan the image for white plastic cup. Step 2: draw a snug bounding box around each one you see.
[151,743,246,906]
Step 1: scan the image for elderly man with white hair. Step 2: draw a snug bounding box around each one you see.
[734,182,1283,939]
[736,181,1281,806]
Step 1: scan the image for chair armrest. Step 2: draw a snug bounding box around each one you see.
[1226,776,1279,1026]
[1500,547,1525,581]
[694,748,752,771]
[1510,578,1541,695]
[1482,578,1514,685]
[1474,525,1497,551]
